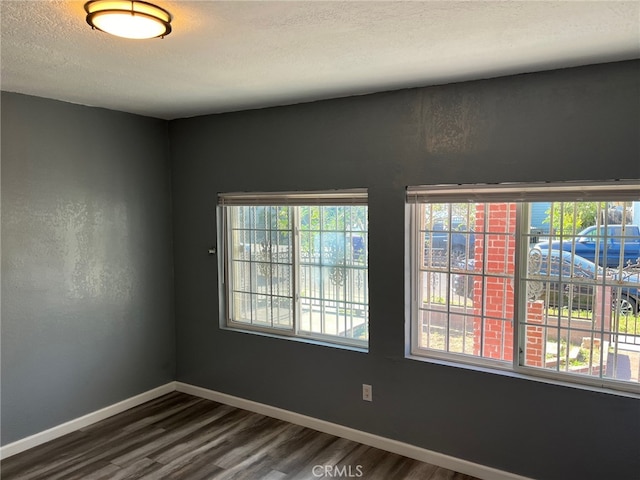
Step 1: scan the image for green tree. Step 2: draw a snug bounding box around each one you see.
[297,206,367,256]
[543,202,605,235]
[424,203,475,230]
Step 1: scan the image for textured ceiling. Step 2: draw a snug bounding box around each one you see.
[1,1,639,120]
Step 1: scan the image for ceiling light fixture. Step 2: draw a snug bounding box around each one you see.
[84,0,172,39]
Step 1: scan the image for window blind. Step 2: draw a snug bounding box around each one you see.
[219,189,368,206]
[406,180,640,203]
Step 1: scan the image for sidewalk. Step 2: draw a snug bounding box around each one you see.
[605,345,640,382]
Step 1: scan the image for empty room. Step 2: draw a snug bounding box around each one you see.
[1,2,639,480]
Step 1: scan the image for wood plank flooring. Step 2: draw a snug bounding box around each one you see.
[1,392,480,480]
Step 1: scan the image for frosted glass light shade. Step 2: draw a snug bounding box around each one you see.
[85,1,172,39]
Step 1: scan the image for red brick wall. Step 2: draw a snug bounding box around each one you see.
[524,301,545,367]
[472,203,613,370]
[473,203,516,361]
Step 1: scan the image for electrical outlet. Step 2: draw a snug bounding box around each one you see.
[362,384,372,402]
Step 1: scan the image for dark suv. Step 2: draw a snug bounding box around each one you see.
[425,218,475,263]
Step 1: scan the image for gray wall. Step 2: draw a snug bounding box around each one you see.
[1,93,175,445]
[2,61,638,479]
[170,60,640,480]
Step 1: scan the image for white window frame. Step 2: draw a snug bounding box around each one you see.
[407,181,640,394]
[218,189,369,349]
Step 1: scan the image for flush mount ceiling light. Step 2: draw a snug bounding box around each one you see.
[84,0,172,39]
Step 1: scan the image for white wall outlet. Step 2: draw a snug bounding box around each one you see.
[362,384,372,402]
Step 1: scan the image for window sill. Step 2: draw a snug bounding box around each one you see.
[221,325,369,354]
[405,353,640,399]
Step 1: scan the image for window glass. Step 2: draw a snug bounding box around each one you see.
[220,192,368,348]
[408,184,640,393]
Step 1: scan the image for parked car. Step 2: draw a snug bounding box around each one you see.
[453,249,640,315]
[535,224,640,268]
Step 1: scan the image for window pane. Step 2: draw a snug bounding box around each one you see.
[227,206,294,331]
[225,201,368,347]
[411,188,639,392]
[522,200,640,385]
[415,201,516,363]
[298,205,368,343]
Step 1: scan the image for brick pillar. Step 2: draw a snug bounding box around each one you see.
[472,204,485,358]
[473,203,517,361]
[525,301,545,367]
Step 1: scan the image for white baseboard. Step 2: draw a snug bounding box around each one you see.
[175,382,532,480]
[1,381,531,480]
[0,382,176,460]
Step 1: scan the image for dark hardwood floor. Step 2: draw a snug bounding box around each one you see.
[1,392,480,480]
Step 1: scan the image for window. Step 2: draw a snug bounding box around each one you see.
[219,190,368,348]
[408,182,640,393]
